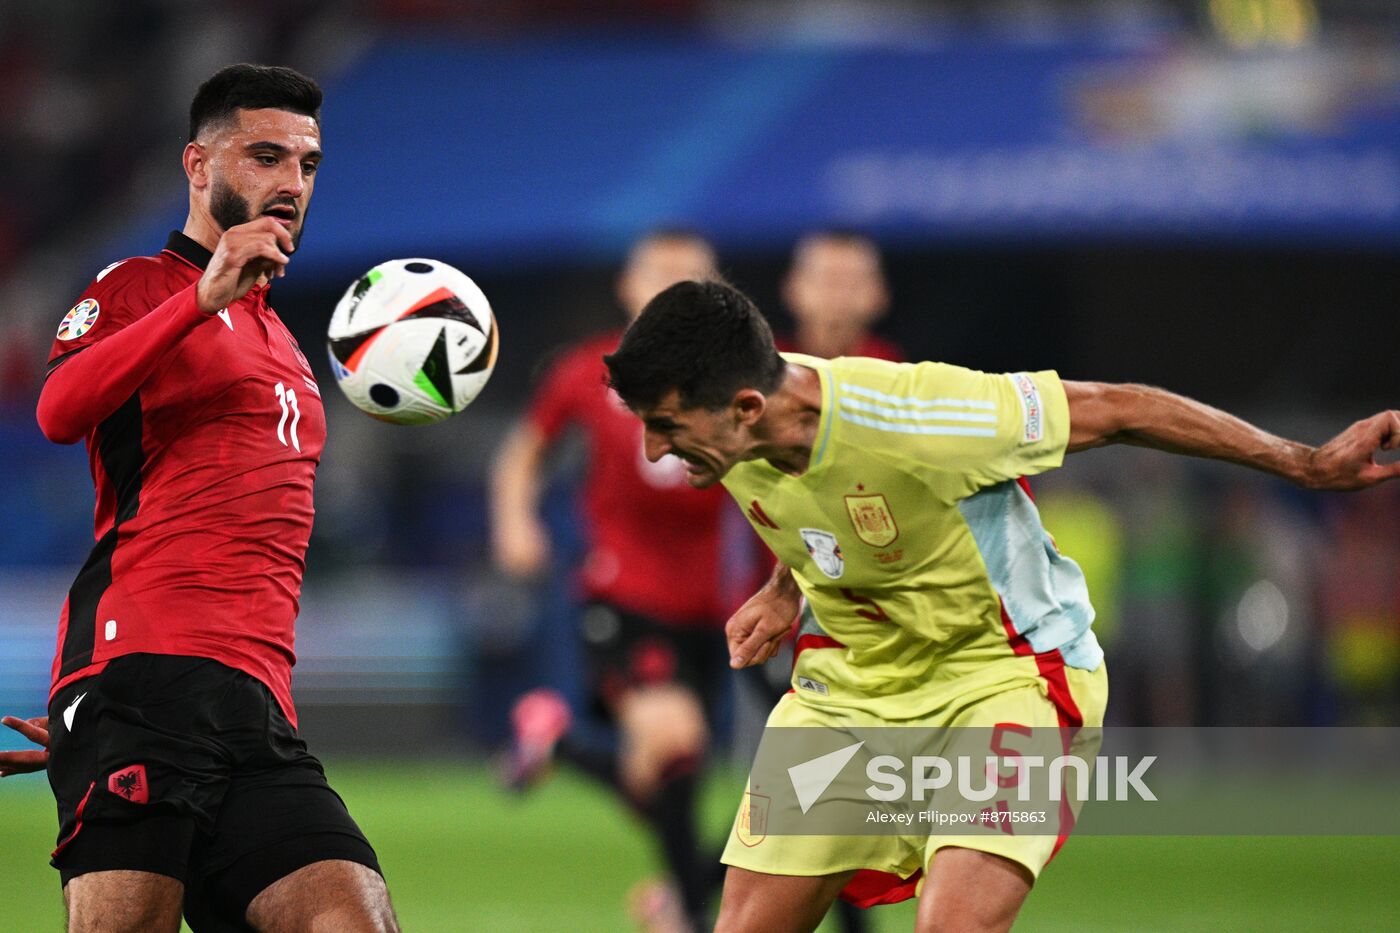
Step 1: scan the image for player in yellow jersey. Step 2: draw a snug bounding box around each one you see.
[601,280,1400,933]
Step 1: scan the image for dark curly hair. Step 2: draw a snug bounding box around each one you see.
[604,280,786,410]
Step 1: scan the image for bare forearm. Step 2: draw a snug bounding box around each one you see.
[488,424,547,530]
[488,424,557,576]
[763,560,801,602]
[1066,381,1400,491]
[1065,382,1317,485]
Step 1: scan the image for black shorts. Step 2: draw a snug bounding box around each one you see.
[47,653,380,930]
[578,602,728,720]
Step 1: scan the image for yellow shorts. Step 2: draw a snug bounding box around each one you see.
[721,658,1108,905]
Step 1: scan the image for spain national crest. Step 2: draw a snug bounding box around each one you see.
[845,494,899,547]
[735,791,769,847]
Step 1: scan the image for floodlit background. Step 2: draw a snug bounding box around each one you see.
[2,1,1398,929]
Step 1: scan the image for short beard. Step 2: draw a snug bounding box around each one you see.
[209,177,252,231]
[208,178,307,250]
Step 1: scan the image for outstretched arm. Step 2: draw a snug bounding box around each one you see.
[1063,381,1400,491]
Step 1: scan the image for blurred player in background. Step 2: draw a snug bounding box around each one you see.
[489,230,735,932]
[777,230,901,363]
[0,64,397,932]
[604,279,1400,933]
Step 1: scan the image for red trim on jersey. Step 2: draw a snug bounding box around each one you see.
[747,500,780,529]
[997,598,1084,859]
[51,781,96,859]
[996,600,1083,728]
[840,868,922,908]
[793,633,844,665]
[997,599,1034,657]
[51,662,110,701]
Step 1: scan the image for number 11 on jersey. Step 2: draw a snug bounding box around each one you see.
[274,381,302,451]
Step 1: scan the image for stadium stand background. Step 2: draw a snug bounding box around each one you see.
[2,0,1398,758]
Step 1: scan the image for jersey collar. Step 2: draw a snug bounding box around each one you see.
[163,230,214,272]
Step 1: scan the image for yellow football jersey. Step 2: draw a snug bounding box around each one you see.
[723,354,1103,720]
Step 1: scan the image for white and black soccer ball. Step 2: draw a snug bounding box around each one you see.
[326,259,498,425]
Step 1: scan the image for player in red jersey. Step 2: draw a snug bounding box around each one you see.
[776,230,902,363]
[0,65,397,932]
[491,230,735,932]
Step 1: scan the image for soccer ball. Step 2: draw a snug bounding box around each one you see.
[326,259,498,425]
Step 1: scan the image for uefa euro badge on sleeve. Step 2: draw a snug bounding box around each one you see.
[57,299,99,341]
[1010,372,1044,443]
[800,528,845,579]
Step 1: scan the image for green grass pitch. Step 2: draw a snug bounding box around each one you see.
[2,761,1396,931]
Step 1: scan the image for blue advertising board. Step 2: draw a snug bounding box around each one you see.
[109,32,1400,276]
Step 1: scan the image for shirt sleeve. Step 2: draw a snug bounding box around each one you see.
[865,361,1070,489]
[46,259,154,369]
[37,262,209,444]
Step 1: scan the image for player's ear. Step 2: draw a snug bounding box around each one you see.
[733,389,765,426]
[183,142,210,189]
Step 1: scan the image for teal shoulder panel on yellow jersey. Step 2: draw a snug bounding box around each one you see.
[722,353,1098,719]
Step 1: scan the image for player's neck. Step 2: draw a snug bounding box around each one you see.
[754,364,823,477]
[182,210,223,256]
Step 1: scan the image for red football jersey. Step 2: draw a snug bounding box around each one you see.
[774,333,905,362]
[528,332,736,626]
[40,232,325,725]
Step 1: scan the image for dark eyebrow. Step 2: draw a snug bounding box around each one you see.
[245,141,323,161]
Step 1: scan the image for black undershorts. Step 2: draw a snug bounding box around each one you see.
[47,653,380,931]
[578,602,728,720]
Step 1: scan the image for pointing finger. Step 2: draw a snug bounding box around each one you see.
[2,716,49,746]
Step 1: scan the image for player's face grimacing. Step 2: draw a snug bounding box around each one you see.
[200,107,322,249]
[638,390,749,488]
